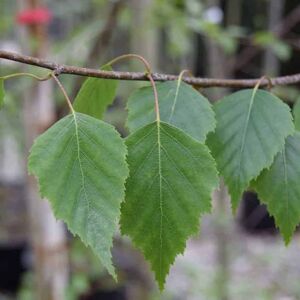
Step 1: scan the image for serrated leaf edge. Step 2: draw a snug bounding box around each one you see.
[28,113,129,279]
[122,120,218,290]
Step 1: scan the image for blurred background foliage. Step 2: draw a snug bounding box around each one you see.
[1,0,300,299]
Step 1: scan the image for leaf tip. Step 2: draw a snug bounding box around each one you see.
[229,192,241,215]
[283,237,291,246]
[281,228,294,246]
[158,280,166,292]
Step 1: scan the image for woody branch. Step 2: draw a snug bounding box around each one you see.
[1,50,300,88]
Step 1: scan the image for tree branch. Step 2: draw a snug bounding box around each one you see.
[1,50,300,88]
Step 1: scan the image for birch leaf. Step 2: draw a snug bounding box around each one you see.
[207,89,294,211]
[73,66,118,119]
[120,121,218,289]
[28,112,128,278]
[253,133,300,244]
[293,97,300,131]
[126,81,215,142]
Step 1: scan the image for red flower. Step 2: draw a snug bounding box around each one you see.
[17,7,52,25]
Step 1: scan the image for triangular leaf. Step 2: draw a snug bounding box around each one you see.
[73,65,118,119]
[253,132,300,244]
[126,81,215,142]
[0,79,4,109]
[120,121,218,289]
[207,89,294,211]
[28,112,128,278]
[293,97,300,131]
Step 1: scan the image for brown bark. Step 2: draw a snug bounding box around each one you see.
[2,50,300,88]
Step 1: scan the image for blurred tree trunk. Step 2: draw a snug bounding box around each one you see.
[204,1,242,299]
[211,182,231,300]
[226,0,241,27]
[130,0,158,69]
[264,0,285,76]
[204,1,230,100]
[17,0,68,299]
[205,38,231,300]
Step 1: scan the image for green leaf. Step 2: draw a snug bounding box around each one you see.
[271,40,292,61]
[207,89,294,211]
[253,133,300,244]
[0,79,4,109]
[126,81,215,142]
[293,97,300,131]
[28,112,128,278]
[73,65,118,119]
[120,121,218,289]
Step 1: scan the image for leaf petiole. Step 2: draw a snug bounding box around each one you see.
[50,73,75,113]
[105,53,160,121]
[0,71,52,82]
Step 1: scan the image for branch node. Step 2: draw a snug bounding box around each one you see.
[53,66,64,76]
[265,76,274,91]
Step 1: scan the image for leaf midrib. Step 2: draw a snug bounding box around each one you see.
[168,80,182,123]
[73,113,91,232]
[156,120,163,282]
[237,89,257,191]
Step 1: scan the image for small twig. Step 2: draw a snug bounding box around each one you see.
[2,50,300,88]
